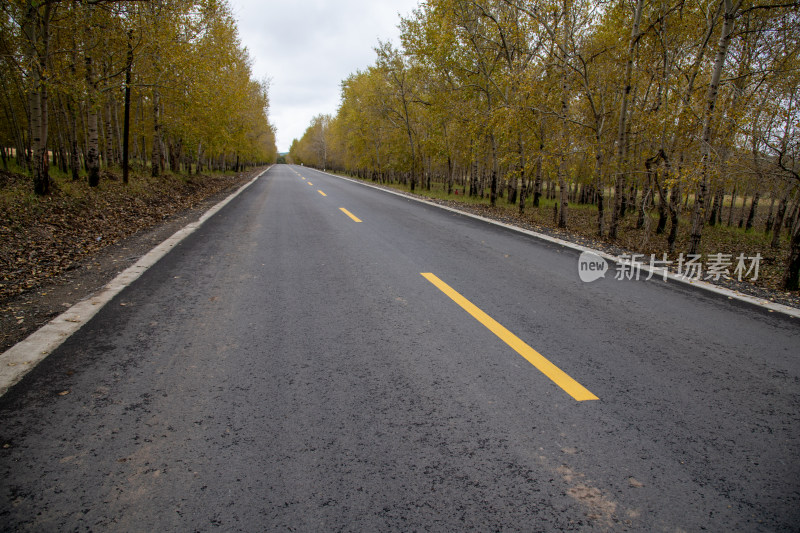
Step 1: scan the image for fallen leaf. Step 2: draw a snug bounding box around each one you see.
[628,477,644,488]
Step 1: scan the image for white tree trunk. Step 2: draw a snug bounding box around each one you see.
[689,0,741,254]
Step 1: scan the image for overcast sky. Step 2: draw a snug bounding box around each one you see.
[228,0,421,153]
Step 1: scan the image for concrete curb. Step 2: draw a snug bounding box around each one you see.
[320,169,800,320]
[0,168,269,397]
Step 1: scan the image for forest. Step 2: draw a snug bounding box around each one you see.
[290,0,800,290]
[0,0,277,192]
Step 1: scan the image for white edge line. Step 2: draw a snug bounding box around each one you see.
[0,167,270,397]
[313,168,800,320]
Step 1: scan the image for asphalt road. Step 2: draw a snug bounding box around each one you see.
[1,165,798,531]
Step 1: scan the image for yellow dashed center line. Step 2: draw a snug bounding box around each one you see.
[318,190,327,196]
[339,208,362,223]
[308,182,313,186]
[421,272,598,402]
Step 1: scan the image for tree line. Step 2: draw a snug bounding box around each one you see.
[290,0,800,289]
[1,0,277,194]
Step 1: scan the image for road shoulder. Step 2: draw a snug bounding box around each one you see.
[0,168,267,396]
[322,169,800,318]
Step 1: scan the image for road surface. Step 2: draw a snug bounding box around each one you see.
[1,165,798,531]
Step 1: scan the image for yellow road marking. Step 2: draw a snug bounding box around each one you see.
[421,272,598,402]
[339,208,362,223]
[318,190,327,196]
[302,177,306,180]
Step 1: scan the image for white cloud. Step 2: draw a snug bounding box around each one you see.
[229,0,420,152]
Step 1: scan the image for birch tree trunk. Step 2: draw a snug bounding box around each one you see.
[66,94,80,181]
[533,131,543,207]
[784,216,800,289]
[85,54,100,187]
[746,191,760,231]
[609,0,643,239]
[771,189,789,249]
[556,0,571,229]
[595,134,605,236]
[23,2,52,195]
[517,135,527,214]
[122,29,133,184]
[688,0,741,254]
[104,91,115,168]
[151,86,162,177]
[490,134,499,207]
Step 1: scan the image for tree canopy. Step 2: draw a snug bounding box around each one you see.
[0,0,277,193]
[291,0,800,288]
